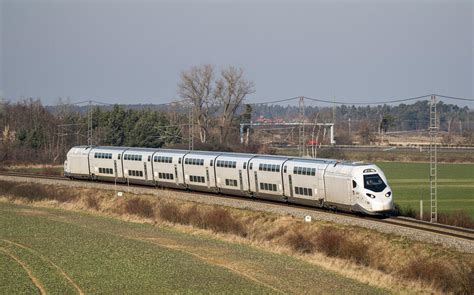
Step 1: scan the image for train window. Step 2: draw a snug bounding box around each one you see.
[243,162,246,169]
[179,158,182,164]
[225,179,238,187]
[258,164,262,171]
[200,159,204,166]
[352,180,357,188]
[118,154,121,160]
[284,166,287,173]
[148,156,151,162]
[210,160,213,166]
[249,163,253,170]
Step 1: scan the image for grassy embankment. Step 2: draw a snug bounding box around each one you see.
[0,181,473,294]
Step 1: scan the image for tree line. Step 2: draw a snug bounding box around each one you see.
[0,64,472,164]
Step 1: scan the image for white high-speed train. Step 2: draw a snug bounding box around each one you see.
[64,146,394,215]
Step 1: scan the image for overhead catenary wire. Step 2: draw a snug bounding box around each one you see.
[247,93,473,106]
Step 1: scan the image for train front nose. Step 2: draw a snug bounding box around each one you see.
[370,190,393,212]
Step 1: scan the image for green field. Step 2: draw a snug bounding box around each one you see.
[0,202,383,294]
[376,162,474,217]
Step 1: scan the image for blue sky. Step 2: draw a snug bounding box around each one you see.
[1,0,473,105]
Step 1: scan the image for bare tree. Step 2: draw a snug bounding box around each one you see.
[214,66,255,143]
[177,65,215,143]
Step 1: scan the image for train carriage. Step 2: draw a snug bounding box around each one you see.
[182,151,221,192]
[214,153,254,197]
[88,146,127,182]
[122,148,157,185]
[152,149,188,189]
[247,155,289,201]
[64,146,92,179]
[283,158,330,206]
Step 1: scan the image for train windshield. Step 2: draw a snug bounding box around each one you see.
[363,174,386,192]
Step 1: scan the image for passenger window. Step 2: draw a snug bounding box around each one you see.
[179,158,182,164]
[352,180,357,188]
[210,160,213,166]
[243,162,246,169]
[284,166,287,173]
[148,156,151,162]
[250,163,253,170]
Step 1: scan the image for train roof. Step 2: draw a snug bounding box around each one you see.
[70,146,374,166]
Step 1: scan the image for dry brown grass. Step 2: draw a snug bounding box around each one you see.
[158,203,246,237]
[0,181,77,203]
[0,180,473,294]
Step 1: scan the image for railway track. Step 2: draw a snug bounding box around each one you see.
[1,171,473,242]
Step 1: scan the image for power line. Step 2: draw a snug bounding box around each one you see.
[303,94,432,105]
[248,96,300,105]
[435,94,474,102]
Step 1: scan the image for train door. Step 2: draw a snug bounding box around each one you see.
[206,167,210,189]
[239,170,243,192]
[254,171,259,193]
[288,175,294,197]
[317,167,325,199]
[144,162,148,181]
[174,164,179,185]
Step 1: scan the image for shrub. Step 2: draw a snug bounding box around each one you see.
[125,198,155,218]
[203,208,247,237]
[85,195,100,210]
[393,203,416,218]
[158,203,181,223]
[182,205,205,227]
[284,230,316,253]
[400,257,474,294]
[315,228,345,257]
[438,211,474,229]
[315,228,369,265]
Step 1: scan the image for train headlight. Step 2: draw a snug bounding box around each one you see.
[366,193,376,199]
[385,191,392,198]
